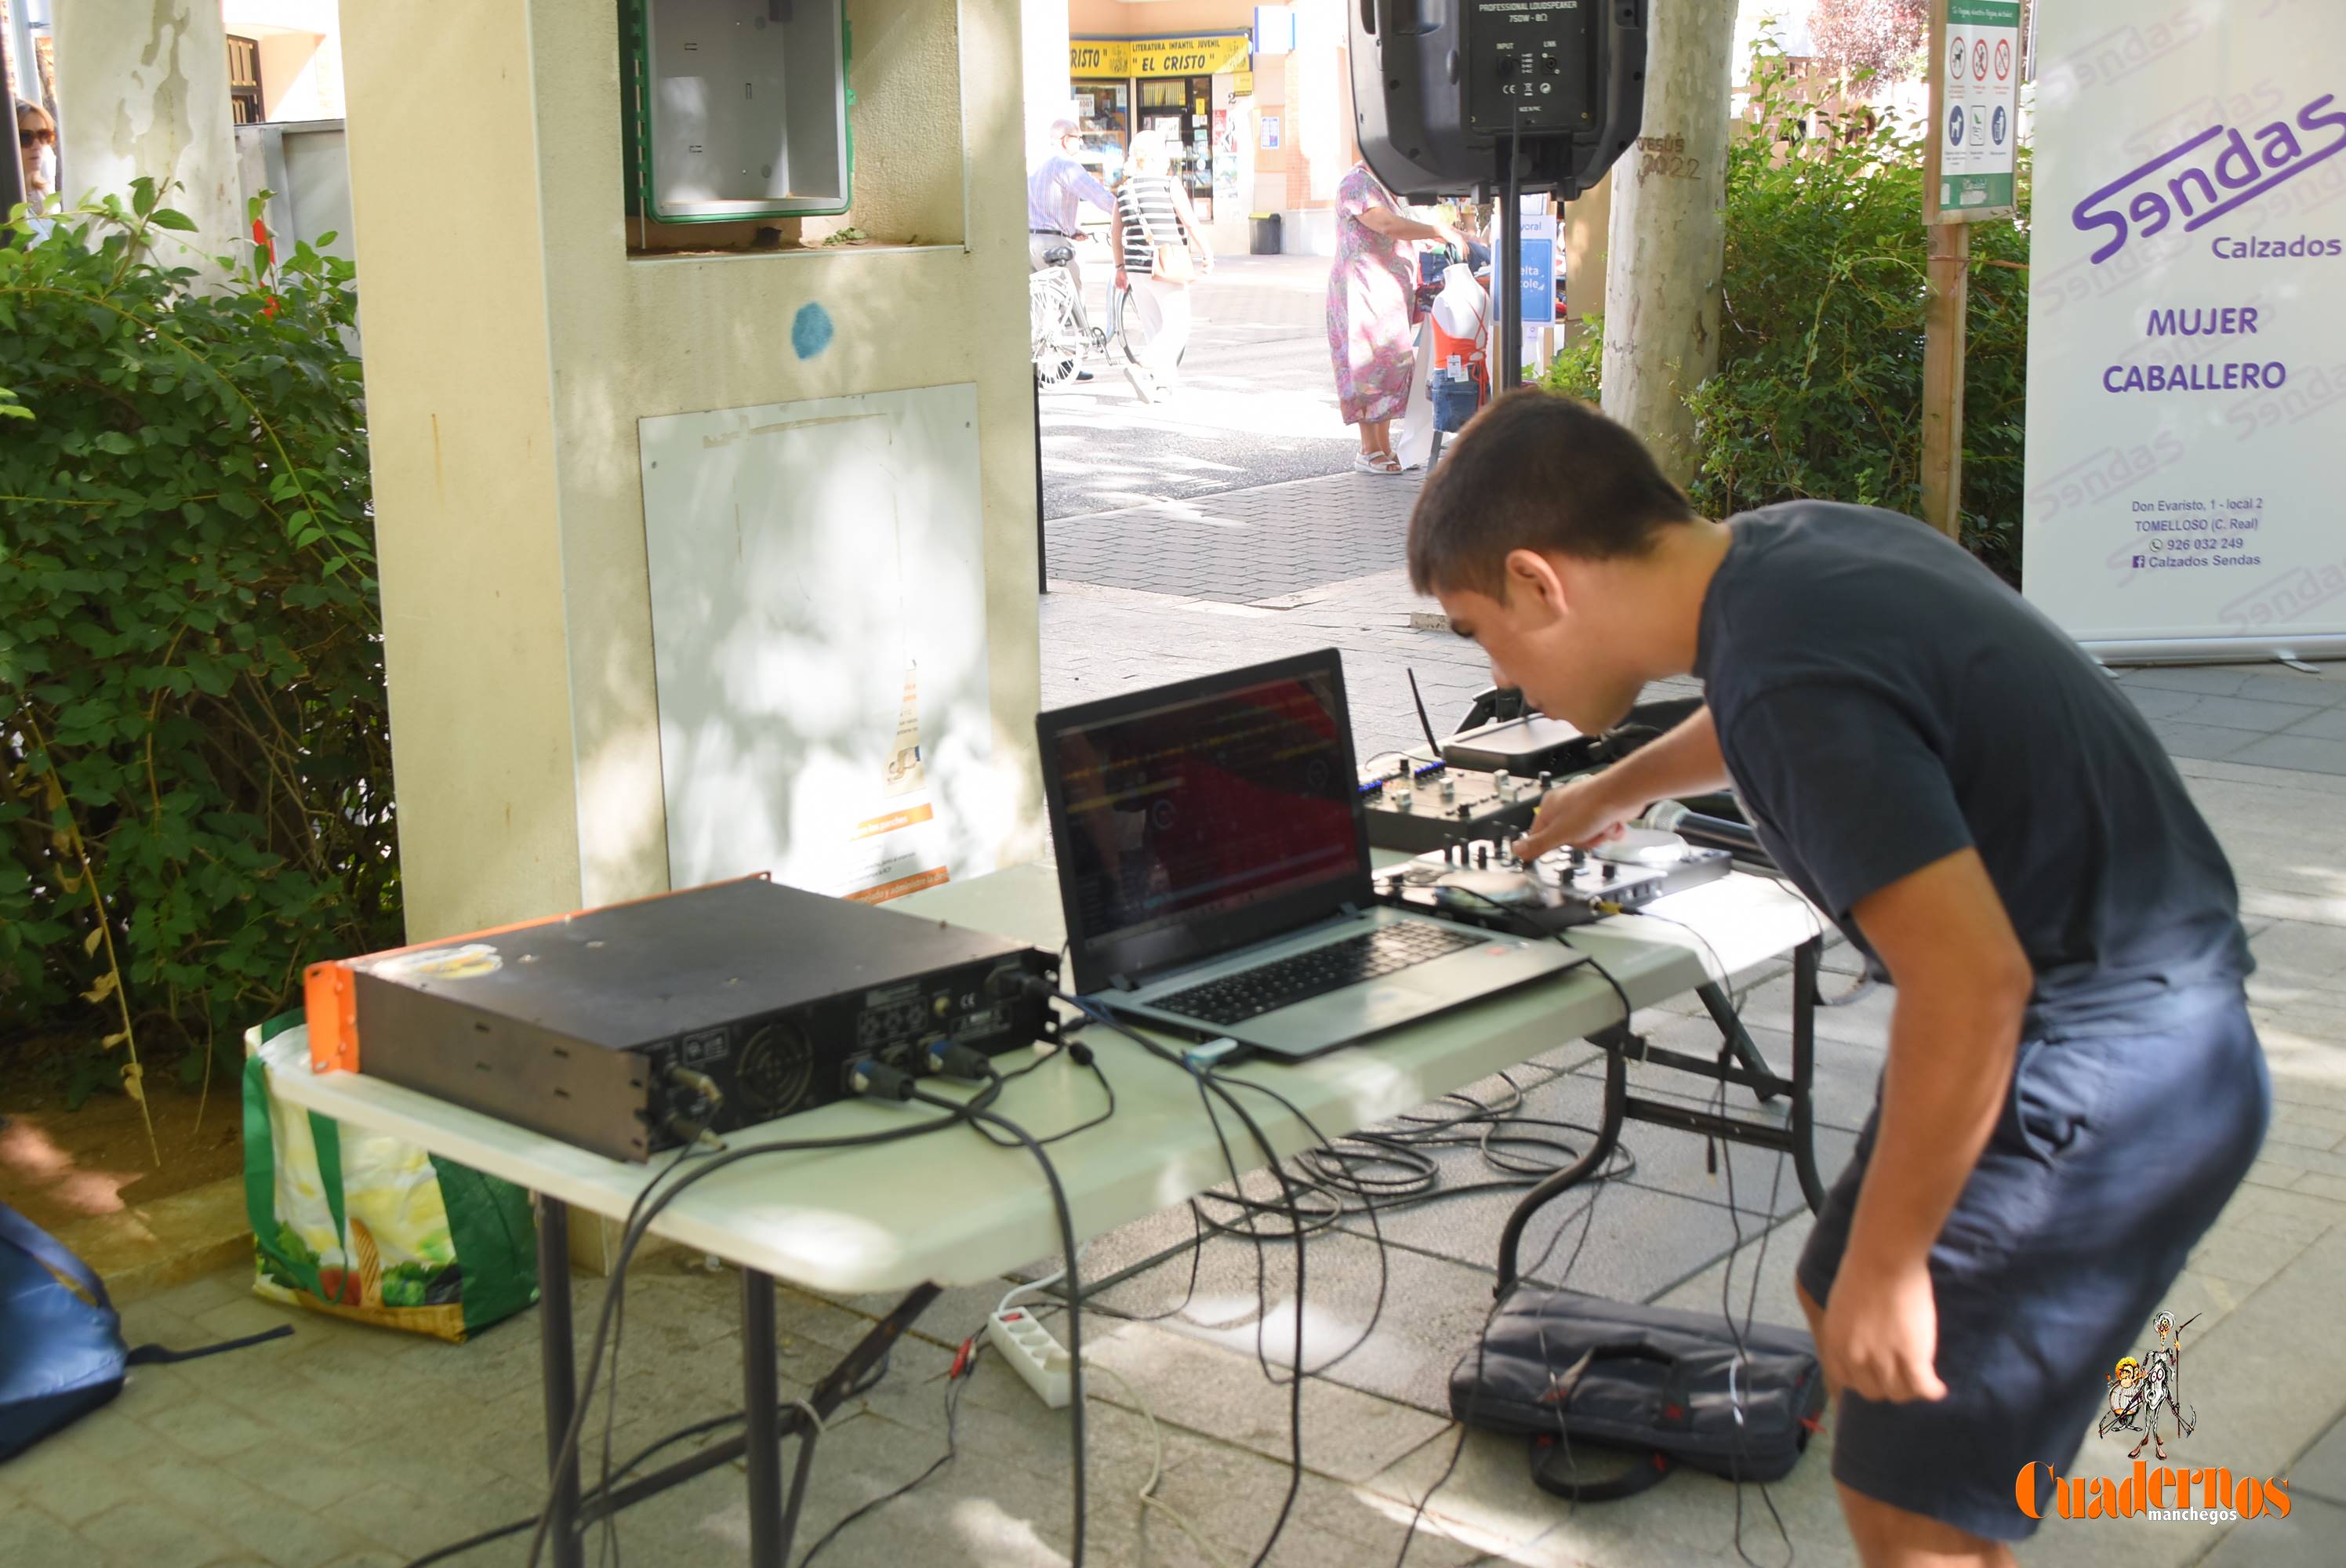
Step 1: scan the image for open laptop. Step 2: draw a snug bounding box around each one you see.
[1036,649,1585,1059]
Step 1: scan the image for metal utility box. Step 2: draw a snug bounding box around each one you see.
[623,0,853,223]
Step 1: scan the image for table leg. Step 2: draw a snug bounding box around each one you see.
[1494,1033,1626,1294]
[742,1267,783,1568]
[1791,938,1828,1214]
[1697,981,1779,1104]
[536,1194,584,1568]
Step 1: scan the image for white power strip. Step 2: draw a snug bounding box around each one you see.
[985,1308,1073,1409]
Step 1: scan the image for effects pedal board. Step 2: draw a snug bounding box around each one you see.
[1360,756,1563,853]
[306,877,1059,1162]
[1375,834,1734,933]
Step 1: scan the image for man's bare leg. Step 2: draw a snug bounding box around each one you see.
[1796,1281,2018,1568]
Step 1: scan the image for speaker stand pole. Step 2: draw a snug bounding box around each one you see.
[1498,149,1524,390]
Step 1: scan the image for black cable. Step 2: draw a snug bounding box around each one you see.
[1373,878,1658,1562]
[1559,891,1801,1563]
[1063,995,1648,1568]
[1694,950,1797,1568]
[908,1089,1089,1566]
[1389,874,1641,1043]
[1394,1161,1620,1566]
[1061,997,1313,1568]
[1406,668,1444,757]
[797,1335,984,1566]
[964,1047,1117,1149]
[519,1092,1008,1568]
[1182,1069,1309,1566]
[1203,1066,1395,1382]
[401,1409,746,1567]
[597,1137,712,1568]
[1501,105,1525,390]
[777,1425,822,1565]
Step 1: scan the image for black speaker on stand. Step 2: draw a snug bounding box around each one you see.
[1349,0,1650,388]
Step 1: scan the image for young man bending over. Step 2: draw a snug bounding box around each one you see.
[1408,390,2268,1564]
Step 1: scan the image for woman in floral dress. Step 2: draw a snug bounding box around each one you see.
[1327,162,1469,473]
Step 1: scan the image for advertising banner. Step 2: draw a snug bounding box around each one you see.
[2022,0,2346,659]
[1520,197,1559,328]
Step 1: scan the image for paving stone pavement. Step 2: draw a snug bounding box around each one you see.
[1044,470,1425,605]
[1040,256,1356,521]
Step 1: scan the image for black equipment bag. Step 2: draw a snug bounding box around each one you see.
[1450,1288,1826,1501]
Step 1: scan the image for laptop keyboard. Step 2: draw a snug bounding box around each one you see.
[1152,923,1486,1028]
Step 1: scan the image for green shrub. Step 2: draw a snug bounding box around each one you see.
[1549,45,2030,581]
[0,183,399,1117]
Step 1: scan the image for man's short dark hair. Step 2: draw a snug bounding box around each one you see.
[1407,388,1700,597]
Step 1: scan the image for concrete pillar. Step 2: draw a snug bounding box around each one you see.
[341,0,1044,946]
[52,0,241,251]
[1022,0,1072,145]
[1282,0,1350,253]
[1600,0,1735,487]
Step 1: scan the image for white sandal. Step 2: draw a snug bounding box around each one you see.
[1353,451,1404,474]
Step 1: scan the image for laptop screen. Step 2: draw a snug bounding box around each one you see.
[1044,655,1370,990]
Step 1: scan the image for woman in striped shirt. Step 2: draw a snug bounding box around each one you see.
[1112,132,1212,402]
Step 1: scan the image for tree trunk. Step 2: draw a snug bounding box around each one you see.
[1562,170,1612,349]
[1600,0,1738,489]
[53,0,242,256]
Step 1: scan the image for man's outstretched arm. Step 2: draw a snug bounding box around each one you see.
[1514,707,1731,859]
[1823,846,2033,1403]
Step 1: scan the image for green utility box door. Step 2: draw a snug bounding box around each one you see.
[624,0,853,223]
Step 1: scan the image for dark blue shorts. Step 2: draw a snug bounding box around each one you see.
[1796,985,2269,1541]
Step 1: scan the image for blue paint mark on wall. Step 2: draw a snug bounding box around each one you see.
[792,303,835,360]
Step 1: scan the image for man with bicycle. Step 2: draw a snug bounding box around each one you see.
[1028,118,1117,351]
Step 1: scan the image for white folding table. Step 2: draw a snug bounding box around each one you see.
[257,859,1828,1567]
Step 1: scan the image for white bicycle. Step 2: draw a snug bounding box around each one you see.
[1029,243,1105,389]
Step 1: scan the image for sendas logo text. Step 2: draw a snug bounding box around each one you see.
[2015,1461,2292,1522]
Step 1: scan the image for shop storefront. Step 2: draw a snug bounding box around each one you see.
[1068,32,1255,250]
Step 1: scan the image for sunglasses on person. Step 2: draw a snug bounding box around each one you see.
[20,128,55,147]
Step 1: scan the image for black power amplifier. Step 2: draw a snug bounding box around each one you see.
[312,878,1059,1162]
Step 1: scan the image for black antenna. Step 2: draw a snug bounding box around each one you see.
[1406,669,1444,758]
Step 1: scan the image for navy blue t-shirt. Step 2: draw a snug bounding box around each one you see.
[1694,502,2251,1036]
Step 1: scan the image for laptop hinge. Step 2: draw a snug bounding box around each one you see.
[1106,972,1138,993]
[1339,902,1363,920]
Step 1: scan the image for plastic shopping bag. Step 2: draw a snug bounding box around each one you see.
[242,1013,538,1341]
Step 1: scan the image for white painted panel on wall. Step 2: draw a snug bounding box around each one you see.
[639,383,1003,903]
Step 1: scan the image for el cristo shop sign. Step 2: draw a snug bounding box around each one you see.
[1071,35,1253,78]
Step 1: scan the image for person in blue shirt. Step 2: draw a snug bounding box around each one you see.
[1028,118,1117,344]
[1408,389,2268,1566]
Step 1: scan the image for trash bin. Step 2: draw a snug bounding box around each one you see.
[1249,212,1282,256]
